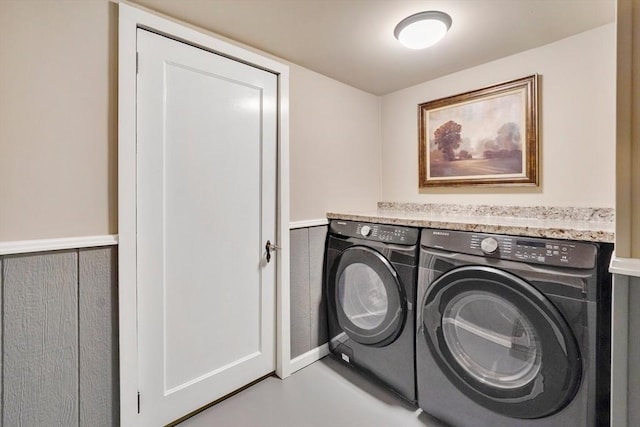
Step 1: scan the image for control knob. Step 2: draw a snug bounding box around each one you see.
[360,225,372,237]
[480,237,499,254]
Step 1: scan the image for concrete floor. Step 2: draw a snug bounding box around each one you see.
[178,356,448,427]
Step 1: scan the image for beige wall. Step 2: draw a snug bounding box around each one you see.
[633,0,640,260]
[0,0,118,241]
[0,0,380,241]
[380,24,616,208]
[616,0,640,259]
[0,2,619,241]
[289,64,380,222]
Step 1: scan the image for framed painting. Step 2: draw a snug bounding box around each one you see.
[419,74,539,187]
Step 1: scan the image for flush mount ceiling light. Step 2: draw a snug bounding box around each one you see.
[394,11,452,50]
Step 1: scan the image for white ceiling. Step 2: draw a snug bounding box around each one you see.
[130,0,616,95]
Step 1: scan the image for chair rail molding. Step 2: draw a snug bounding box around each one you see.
[610,254,640,278]
[0,235,118,256]
[289,219,329,229]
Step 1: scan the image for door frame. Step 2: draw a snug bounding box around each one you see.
[118,4,291,426]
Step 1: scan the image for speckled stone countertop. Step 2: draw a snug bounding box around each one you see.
[327,202,615,243]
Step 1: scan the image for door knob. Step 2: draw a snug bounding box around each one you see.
[265,240,280,263]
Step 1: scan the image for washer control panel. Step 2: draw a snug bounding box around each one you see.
[422,229,597,269]
[330,220,419,245]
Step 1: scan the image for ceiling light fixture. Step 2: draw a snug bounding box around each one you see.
[394,11,452,50]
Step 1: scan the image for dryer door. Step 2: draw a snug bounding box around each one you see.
[329,246,406,347]
[422,265,581,419]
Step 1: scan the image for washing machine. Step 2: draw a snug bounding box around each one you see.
[416,229,613,426]
[325,220,419,403]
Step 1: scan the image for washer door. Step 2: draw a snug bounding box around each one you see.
[422,265,581,419]
[329,246,406,347]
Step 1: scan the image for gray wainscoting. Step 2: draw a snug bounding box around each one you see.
[290,226,328,359]
[1,231,328,424]
[0,247,119,427]
[628,277,640,425]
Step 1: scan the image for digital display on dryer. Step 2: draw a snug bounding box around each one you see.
[516,240,546,248]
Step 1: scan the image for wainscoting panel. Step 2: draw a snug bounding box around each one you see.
[308,226,328,349]
[0,257,3,421]
[290,228,311,358]
[289,226,328,359]
[0,246,119,427]
[628,277,640,425]
[79,247,119,426]
[3,250,79,426]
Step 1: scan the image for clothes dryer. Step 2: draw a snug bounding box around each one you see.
[416,229,613,426]
[325,220,419,403]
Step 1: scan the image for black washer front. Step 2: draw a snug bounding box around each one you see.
[422,265,582,419]
[329,246,406,347]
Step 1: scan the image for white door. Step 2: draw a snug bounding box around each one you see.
[136,28,277,426]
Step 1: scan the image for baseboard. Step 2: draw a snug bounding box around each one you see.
[287,343,330,375]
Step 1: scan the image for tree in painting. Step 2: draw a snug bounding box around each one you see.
[496,122,521,150]
[483,122,522,159]
[433,120,462,161]
[458,149,472,160]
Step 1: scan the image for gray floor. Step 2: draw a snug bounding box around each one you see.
[178,356,448,427]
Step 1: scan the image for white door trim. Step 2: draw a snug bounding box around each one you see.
[118,4,291,426]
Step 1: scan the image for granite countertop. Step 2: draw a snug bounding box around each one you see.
[327,202,615,243]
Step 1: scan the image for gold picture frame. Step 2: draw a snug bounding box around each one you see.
[419,74,539,187]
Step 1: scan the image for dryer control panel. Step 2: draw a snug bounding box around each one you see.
[421,229,597,269]
[330,220,419,245]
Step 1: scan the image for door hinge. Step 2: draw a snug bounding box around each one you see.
[136,52,139,74]
[137,391,141,413]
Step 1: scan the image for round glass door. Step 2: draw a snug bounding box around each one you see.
[442,291,541,390]
[422,265,581,419]
[329,246,405,347]
[337,263,389,330]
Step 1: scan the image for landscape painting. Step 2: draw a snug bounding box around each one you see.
[419,75,539,187]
